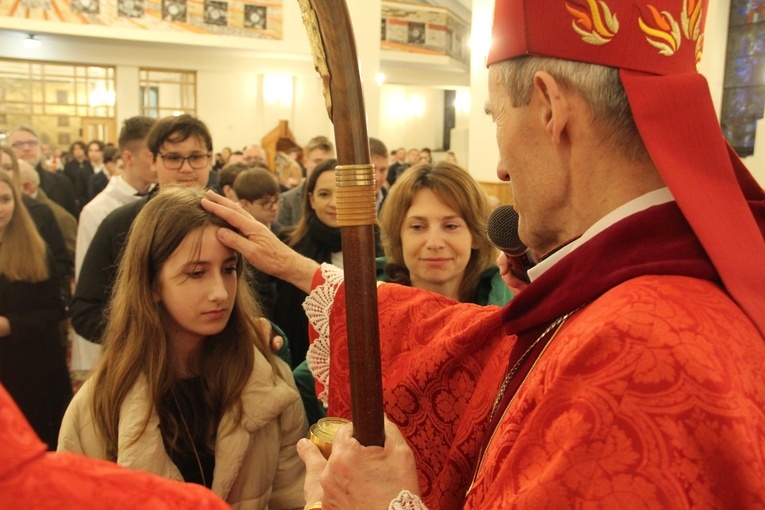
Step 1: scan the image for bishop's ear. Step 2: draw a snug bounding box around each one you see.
[532,71,571,145]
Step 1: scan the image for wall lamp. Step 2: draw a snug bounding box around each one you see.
[23,34,42,49]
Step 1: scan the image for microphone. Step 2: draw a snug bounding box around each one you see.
[487,205,535,284]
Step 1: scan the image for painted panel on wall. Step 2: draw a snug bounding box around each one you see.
[381,1,469,63]
[0,0,283,39]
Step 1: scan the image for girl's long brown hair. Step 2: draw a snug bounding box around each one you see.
[91,186,279,459]
[378,161,496,303]
[0,167,48,282]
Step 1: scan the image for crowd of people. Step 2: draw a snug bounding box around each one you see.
[0,111,479,507]
[2,0,765,507]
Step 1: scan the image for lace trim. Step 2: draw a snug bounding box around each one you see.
[304,263,345,407]
[389,490,428,510]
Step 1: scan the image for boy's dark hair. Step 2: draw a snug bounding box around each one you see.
[88,140,105,152]
[369,137,388,158]
[233,168,280,202]
[70,141,87,154]
[103,145,121,164]
[118,116,156,152]
[146,114,213,156]
[219,162,252,190]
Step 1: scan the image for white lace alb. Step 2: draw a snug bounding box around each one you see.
[303,263,384,408]
[303,263,345,407]
[389,490,428,510]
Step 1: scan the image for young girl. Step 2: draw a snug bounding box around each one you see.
[0,169,71,451]
[59,186,307,509]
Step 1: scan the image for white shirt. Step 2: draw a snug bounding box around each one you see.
[528,187,675,281]
[75,175,142,278]
[92,163,107,177]
[331,251,344,268]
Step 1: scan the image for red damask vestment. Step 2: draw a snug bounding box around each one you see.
[309,202,765,509]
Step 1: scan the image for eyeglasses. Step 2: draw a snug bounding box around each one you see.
[158,152,211,170]
[11,140,39,149]
[256,197,279,209]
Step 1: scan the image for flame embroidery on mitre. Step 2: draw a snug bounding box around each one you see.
[681,0,705,67]
[681,0,702,40]
[565,0,619,45]
[638,4,682,56]
[694,32,704,68]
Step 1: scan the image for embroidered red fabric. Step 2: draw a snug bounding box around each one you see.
[310,203,765,509]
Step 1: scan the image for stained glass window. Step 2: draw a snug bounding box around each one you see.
[721,0,765,157]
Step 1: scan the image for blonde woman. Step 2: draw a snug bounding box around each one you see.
[0,169,71,450]
[273,151,303,191]
[58,186,307,509]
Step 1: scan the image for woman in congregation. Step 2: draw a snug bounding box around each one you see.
[273,158,355,370]
[376,161,510,305]
[0,169,72,451]
[58,186,307,509]
[294,161,513,424]
[273,151,304,192]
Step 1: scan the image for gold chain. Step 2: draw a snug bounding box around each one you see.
[489,306,582,420]
[467,305,583,499]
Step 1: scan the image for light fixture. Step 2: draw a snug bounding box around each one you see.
[406,95,425,118]
[88,88,116,108]
[22,35,41,49]
[263,74,293,108]
[454,90,471,113]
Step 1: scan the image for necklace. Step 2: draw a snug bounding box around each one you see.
[466,305,584,499]
[172,391,208,488]
[489,305,582,420]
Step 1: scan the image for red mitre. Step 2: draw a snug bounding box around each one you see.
[488,0,765,337]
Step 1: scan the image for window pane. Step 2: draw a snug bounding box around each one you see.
[0,58,116,146]
[139,68,197,117]
[0,77,31,102]
[43,64,76,78]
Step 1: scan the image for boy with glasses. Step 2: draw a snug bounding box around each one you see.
[72,115,213,345]
[232,168,284,323]
[233,168,282,236]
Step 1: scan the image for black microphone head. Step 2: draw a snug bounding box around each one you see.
[487,205,527,256]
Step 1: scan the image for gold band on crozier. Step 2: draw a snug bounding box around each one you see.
[304,502,322,510]
[335,164,376,226]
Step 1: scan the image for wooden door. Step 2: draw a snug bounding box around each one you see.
[81,117,117,144]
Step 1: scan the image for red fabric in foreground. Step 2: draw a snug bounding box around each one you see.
[0,384,228,510]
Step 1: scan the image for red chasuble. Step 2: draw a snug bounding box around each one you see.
[309,202,765,509]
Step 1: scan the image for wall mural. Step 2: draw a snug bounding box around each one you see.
[381,3,469,64]
[0,0,283,39]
